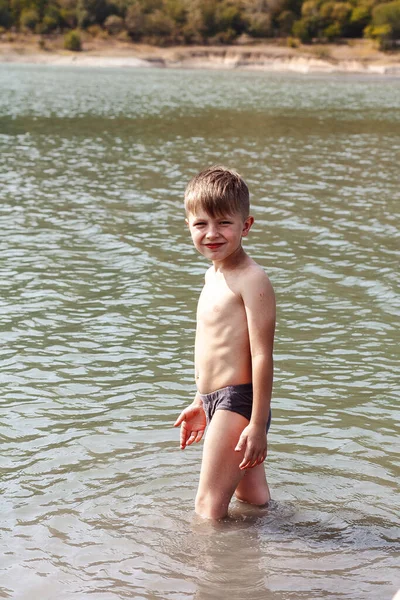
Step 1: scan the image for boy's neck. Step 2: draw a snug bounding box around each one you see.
[211,245,249,272]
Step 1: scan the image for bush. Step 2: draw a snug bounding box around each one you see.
[64,29,82,51]
[346,5,371,37]
[299,0,354,40]
[145,9,175,38]
[0,0,396,46]
[366,0,400,49]
[372,0,400,37]
[323,21,342,40]
[20,8,39,31]
[104,14,124,34]
[331,2,352,24]
[87,24,103,36]
[210,27,237,43]
[116,29,130,41]
[365,23,392,48]
[292,17,314,42]
[287,35,299,47]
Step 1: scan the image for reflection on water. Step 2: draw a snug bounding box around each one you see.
[0,65,399,600]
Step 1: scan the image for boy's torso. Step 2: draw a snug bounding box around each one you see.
[195,262,256,394]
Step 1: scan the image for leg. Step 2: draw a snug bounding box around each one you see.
[234,463,270,506]
[195,409,248,520]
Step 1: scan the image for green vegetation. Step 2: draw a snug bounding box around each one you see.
[365,0,400,47]
[0,0,399,48]
[63,28,81,49]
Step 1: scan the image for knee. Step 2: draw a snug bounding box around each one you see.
[234,488,270,506]
[195,491,230,520]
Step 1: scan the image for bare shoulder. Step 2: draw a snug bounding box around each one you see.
[239,261,275,300]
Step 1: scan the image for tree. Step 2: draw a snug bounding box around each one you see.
[346,4,371,37]
[292,15,316,40]
[366,0,400,48]
[125,2,145,38]
[277,8,296,33]
[77,0,112,26]
[20,7,39,28]
[0,0,12,26]
[372,0,400,36]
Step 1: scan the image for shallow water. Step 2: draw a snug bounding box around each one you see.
[0,64,399,600]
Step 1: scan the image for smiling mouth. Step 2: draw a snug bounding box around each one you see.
[205,243,224,249]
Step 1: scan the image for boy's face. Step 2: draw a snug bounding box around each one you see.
[186,209,254,263]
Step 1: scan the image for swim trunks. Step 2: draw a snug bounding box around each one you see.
[199,383,271,433]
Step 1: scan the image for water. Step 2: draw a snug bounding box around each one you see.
[0,64,399,600]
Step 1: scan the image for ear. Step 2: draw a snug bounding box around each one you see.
[185,217,189,228]
[242,215,254,237]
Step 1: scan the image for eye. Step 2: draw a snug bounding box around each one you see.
[194,221,206,227]
[220,220,232,225]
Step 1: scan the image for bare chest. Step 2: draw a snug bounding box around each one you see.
[197,279,243,327]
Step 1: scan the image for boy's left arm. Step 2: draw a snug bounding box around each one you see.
[235,269,276,470]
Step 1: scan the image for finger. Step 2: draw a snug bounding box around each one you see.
[258,448,267,462]
[235,436,245,452]
[239,456,252,470]
[180,423,190,449]
[186,431,197,446]
[254,452,265,465]
[239,448,256,470]
[194,429,204,443]
[174,411,186,427]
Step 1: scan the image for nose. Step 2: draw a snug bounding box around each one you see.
[205,224,219,239]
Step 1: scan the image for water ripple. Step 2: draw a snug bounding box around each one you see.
[0,65,399,600]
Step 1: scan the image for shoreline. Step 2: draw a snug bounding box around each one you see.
[1,36,400,75]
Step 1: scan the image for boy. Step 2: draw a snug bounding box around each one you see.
[174,166,275,520]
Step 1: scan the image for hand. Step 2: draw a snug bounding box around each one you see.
[174,400,207,450]
[235,423,267,470]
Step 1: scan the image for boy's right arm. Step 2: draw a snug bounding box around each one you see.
[174,393,206,450]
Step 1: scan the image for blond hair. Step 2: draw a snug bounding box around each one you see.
[184,166,250,219]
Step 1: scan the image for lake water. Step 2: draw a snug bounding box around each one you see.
[0,64,399,600]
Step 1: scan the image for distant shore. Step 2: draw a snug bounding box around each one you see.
[1,34,400,75]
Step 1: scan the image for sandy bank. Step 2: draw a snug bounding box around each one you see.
[1,36,400,75]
